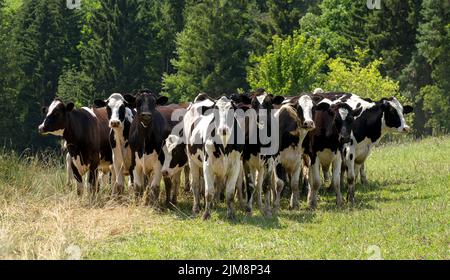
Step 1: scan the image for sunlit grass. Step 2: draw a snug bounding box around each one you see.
[0,137,449,259]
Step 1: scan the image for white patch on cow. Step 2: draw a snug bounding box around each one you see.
[47,129,65,136]
[256,94,267,105]
[72,155,89,176]
[279,145,303,174]
[338,108,349,120]
[298,95,314,123]
[313,88,324,94]
[46,100,62,117]
[387,97,410,132]
[216,96,234,146]
[82,107,97,118]
[345,94,375,111]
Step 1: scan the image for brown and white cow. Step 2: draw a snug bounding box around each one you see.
[38,98,113,196]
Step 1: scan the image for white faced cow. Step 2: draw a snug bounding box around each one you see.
[184,94,244,221]
[273,94,316,210]
[94,93,135,197]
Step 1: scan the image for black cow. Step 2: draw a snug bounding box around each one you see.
[124,90,170,206]
[38,98,113,196]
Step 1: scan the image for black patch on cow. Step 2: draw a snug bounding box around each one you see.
[350,154,353,160]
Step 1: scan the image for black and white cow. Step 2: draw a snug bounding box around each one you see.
[94,93,135,197]
[318,92,413,202]
[185,94,245,220]
[273,94,316,210]
[124,91,170,206]
[302,98,362,208]
[157,103,191,206]
[38,98,113,196]
[231,91,285,216]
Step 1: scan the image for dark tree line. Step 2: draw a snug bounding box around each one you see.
[0,0,448,151]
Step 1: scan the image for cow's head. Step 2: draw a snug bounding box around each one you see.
[295,95,316,130]
[38,98,74,136]
[315,101,362,144]
[161,134,186,178]
[124,91,168,129]
[212,96,238,146]
[94,93,133,130]
[379,97,413,133]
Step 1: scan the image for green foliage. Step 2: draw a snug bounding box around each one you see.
[419,85,450,133]
[323,49,400,100]
[163,0,253,101]
[247,31,328,96]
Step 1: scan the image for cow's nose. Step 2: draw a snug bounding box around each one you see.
[303,120,315,129]
[110,120,120,128]
[38,125,45,134]
[162,170,169,177]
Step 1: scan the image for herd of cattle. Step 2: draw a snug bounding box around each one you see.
[37,88,413,220]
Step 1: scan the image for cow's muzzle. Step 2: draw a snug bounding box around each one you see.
[302,120,315,130]
[109,120,121,128]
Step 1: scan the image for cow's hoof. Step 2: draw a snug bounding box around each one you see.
[307,200,317,210]
[226,211,236,222]
[347,195,355,205]
[289,204,299,211]
[192,205,200,215]
[264,209,272,218]
[202,212,211,221]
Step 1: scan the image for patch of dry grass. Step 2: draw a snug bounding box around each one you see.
[0,150,156,259]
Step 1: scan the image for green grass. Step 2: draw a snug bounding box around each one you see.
[0,137,449,259]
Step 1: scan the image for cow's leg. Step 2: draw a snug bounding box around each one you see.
[112,151,125,197]
[171,171,180,205]
[261,168,273,217]
[71,162,84,197]
[225,157,241,221]
[88,166,99,201]
[346,157,356,205]
[183,165,191,193]
[65,153,73,190]
[274,163,286,212]
[202,159,215,221]
[235,163,246,210]
[331,154,344,207]
[289,162,301,210]
[190,163,201,214]
[255,168,264,213]
[163,176,172,207]
[360,162,368,185]
[244,162,256,214]
[133,164,144,200]
[148,164,162,207]
[307,157,321,209]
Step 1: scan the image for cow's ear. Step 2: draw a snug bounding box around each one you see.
[272,95,285,105]
[41,106,48,116]
[403,105,413,114]
[66,103,75,112]
[156,96,169,106]
[93,99,107,108]
[123,94,136,107]
[315,102,330,112]
[353,106,363,118]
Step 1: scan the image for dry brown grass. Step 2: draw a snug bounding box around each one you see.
[0,151,156,259]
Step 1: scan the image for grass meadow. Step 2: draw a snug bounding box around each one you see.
[0,137,449,259]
